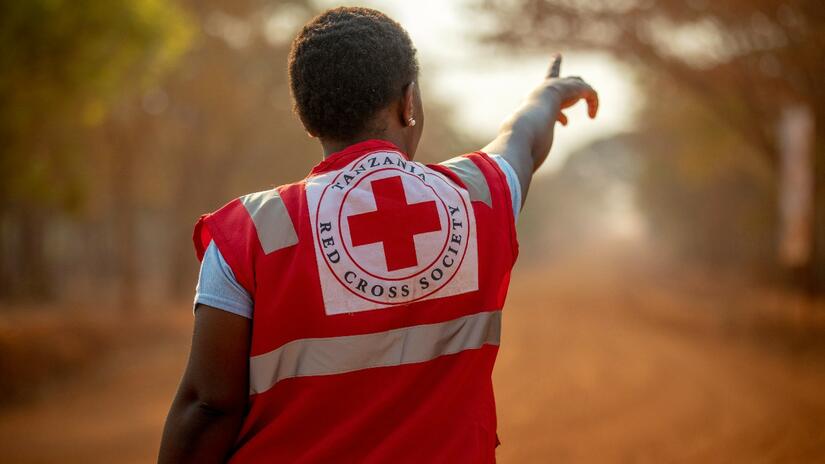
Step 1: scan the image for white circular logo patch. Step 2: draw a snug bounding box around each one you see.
[314,151,471,306]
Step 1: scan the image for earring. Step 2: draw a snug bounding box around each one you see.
[408,117,416,127]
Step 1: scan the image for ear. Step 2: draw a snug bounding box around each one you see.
[401,82,416,127]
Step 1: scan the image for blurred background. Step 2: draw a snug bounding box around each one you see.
[1,0,824,462]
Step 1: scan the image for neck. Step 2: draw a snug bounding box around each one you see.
[320,131,408,159]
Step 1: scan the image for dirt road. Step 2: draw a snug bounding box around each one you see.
[495,254,825,463]
[2,250,824,463]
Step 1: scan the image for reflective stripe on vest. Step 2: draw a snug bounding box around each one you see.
[439,156,492,207]
[240,189,299,254]
[249,310,502,394]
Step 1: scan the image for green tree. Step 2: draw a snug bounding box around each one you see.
[0,0,192,298]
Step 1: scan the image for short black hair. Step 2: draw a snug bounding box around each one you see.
[288,7,419,141]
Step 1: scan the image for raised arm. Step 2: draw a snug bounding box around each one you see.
[482,54,599,206]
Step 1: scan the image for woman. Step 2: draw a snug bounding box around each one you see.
[159,6,597,463]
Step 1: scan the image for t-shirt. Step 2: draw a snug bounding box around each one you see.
[193,154,522,319]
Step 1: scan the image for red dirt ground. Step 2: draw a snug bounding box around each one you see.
[1,247,824,463]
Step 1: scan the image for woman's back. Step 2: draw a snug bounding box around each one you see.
[196,139,516,462]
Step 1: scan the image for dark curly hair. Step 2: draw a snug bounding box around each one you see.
[288,7,419,141]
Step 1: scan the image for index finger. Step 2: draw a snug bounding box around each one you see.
[585,86,599,118]
[547,53,562,78]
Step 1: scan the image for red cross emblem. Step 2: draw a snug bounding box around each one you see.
[311,150,478,313]
[347,176,442,272]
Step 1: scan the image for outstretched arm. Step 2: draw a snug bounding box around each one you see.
[482,54,599,206]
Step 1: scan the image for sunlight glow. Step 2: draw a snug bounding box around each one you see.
[321,0,639,172]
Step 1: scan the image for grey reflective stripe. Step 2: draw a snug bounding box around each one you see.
[240,189,298,254]
[440,156,492,207]
[249,310,502,394]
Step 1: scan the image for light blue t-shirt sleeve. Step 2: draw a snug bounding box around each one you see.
[193,240,254,318]
[489,154,522,222]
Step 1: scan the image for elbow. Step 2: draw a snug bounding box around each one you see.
[195,400,243,418]
[197,394,247,418]
[184,387,248,419]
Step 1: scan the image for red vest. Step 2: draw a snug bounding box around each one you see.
[194,140,518,462]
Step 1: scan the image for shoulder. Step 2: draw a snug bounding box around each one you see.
[203,184,302,251]
[194,183,302,293]
[235,186,300,254]
[431,152,515,207]
[432,152,522,223]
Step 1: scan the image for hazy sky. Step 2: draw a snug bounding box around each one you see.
[317,0,640,172]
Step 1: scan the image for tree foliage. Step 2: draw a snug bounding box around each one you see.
[0,0,476,302]
[481,0,825,282]
[0,0,192,212]
[481,0,823,141]
[0,0,192,299]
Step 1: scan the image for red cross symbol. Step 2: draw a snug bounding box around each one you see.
[347,176,442,272]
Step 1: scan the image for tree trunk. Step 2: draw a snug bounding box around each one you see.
[18,209,51,299]
[0,212,11,299]
[811,115,825,295]
[107,113,141,314]
[777,106,816,292]
[167,142,203,299]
